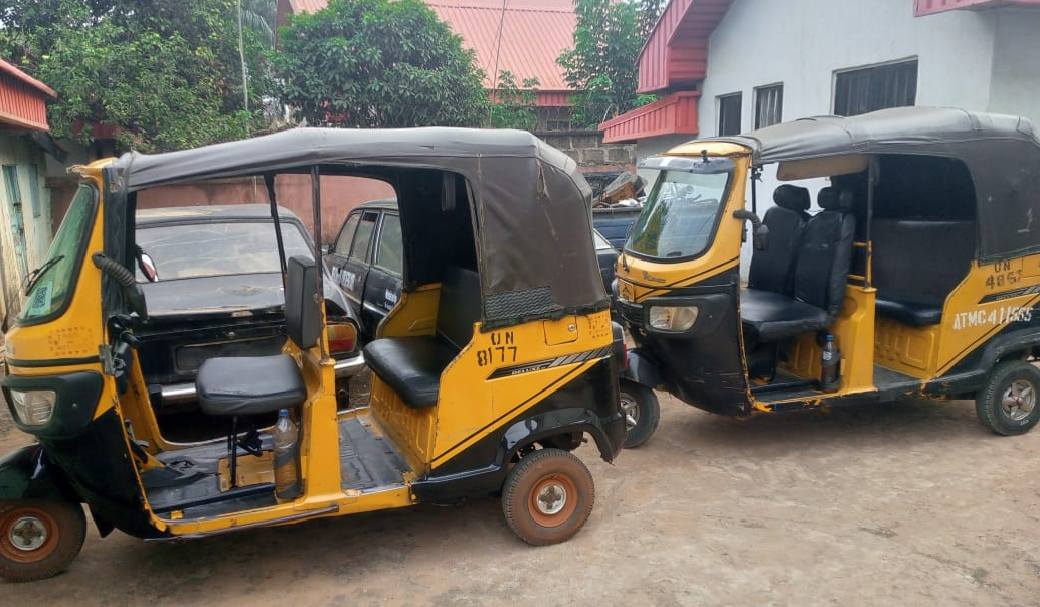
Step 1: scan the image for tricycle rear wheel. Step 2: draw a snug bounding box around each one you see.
[976,360,1040,436]
[0,499,86,583]
[501,448,594,546]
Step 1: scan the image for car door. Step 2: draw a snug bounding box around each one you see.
[360,212,404,335]
[325,210,378,330]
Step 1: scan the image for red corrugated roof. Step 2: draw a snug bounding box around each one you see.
[599,91,700,143]
[0,59,55,131]
[282,0,576,92]
[427,0,575,91]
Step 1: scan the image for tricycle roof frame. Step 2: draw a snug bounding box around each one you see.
[103,127,608,329]
[686,106,1040,262]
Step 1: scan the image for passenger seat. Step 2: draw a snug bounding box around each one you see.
[741,187,856,342]
[364,266,481,408]
[747,184,811,295]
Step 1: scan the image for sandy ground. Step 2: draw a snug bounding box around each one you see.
[1,378,1039,606]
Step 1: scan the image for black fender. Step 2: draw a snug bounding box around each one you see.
[0,443,78,503]
[621,347,665,389]
[928,326,1040,397]
[410,407,625,503]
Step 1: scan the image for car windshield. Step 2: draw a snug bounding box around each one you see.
[626,169,731,260]
[20,185,97,322]
[136,220,313,281]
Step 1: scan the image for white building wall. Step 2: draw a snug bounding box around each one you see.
[988,9,1040,126]
[696,0,1001,269]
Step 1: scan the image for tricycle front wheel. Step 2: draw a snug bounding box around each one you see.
[620,380,660,449]
[501,448,594,546]
[0,499,86,583]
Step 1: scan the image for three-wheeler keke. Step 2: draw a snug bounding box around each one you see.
[615,107,1040,446]
[0,127,626,581]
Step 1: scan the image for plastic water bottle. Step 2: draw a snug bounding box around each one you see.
[820,334,841,393]
[273,409,301,501]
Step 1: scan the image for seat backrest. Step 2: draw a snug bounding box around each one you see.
[748,185,811,295]
[793,187,856,317]
[437,266,482,350]
[871,219,975,306]
[286,255,321,349]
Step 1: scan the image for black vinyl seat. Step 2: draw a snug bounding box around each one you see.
[871,219,976,327]
[741,187,856,342]
[747,184,811,295]
[197,355,306,416]
[363,266,481,409]
[874,300,943,326]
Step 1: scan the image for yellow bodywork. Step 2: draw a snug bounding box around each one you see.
[4,164,616,538]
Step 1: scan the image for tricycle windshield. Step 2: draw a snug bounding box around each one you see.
[626,168,731,260]
[19,184,97,322]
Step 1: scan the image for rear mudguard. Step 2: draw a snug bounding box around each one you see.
[621,347,665,389]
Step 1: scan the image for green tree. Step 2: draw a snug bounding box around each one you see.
[558,0,651,128]
[275,0,488,128]
[0,0,272,152]
[488,71,540,131]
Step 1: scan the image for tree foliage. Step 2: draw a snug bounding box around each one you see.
[0,0,272,152]
[488,71,540,131]
[275,0,488,128]
[558,0,659,128]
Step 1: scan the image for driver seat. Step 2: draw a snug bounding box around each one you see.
[195,255,319,486]
[741,187,856,343]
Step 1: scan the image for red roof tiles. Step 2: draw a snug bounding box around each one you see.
[280,0,577,98]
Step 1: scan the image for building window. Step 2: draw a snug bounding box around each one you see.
[27,164,41,218]
[834,59,918,116]
[754,84,784,129]
[717,92,742,137]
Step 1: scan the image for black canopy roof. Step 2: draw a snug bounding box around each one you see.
[105,127,606,327]
[713,107,1040,261]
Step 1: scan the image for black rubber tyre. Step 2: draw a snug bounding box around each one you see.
[975,360,1040,436]
[0,499,86,583]
[620,380,660,449]
[501,448,594,546]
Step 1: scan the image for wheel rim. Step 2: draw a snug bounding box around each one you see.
[620,392,640,431]
[1001,378,1037,422]
[0,506,60,564]
[528,473,578,528]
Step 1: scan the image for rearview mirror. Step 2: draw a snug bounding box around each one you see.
[138,251,158,283]
[731,209,768,251]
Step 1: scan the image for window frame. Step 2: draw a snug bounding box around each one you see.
[717,92,743,137]
[333,211,362,257]
[833,58,918,117]
[348,210,379,263]
[754,83,784,129]
[372,211,403,277]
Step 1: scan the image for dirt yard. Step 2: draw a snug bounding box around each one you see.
[2,384,1038,606]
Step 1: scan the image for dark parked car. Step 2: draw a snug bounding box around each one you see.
[592,206,642,250]
[134,204,364,430]
[324,198,402,342]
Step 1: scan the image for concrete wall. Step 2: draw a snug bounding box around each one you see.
[988,8,1040,125]
[0,135,52,321]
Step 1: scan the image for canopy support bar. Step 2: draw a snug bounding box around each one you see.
[310,165,326,351]
[864,158,879,289]
[265,173,288,291]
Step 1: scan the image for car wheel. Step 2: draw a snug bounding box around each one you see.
[976,360,1040,436]
[0,499,86,583]
[620,380,660,448]
[501,448,594,546]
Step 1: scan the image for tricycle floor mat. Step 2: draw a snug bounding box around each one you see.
[339,417,410,492]
[147,438,277,518]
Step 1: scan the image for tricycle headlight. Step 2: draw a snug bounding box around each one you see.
[648,305,699,332]
[9,389,56,426]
